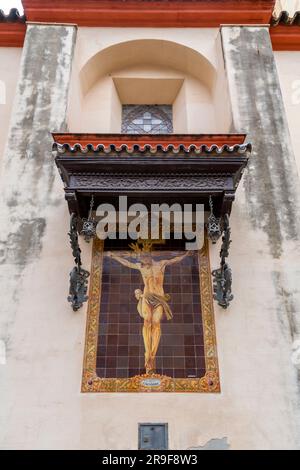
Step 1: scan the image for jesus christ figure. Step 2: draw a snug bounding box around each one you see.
[106,246,190,374]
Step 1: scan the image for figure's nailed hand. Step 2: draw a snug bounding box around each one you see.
[135,289,143,300]
[187,250,194,256]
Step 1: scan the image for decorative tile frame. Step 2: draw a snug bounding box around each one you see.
[81,237,220,393]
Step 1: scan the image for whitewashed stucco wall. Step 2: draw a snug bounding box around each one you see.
[0,25,300,450]
[275,51,300,178]
[0,47,22,168]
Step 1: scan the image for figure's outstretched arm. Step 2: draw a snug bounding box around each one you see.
[106,251,140,270]
[161,251,191,267]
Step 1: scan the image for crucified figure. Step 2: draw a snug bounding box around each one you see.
[106,249,191,374]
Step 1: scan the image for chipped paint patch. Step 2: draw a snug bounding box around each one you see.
[188,437,230,450]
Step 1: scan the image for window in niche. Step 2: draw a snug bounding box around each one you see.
[121,105,173,134]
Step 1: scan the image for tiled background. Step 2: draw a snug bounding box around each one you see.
[96,248,205,379]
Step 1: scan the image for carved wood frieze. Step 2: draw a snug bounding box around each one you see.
[70,173,231,191]
[53,133,250,219]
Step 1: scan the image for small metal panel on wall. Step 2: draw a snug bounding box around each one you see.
[138,423,168,450]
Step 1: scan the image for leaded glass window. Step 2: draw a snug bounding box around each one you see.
[121,105,173,134]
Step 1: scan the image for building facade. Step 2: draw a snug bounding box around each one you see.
[0,0,300,450]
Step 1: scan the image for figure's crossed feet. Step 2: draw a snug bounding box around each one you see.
[145,356,156,375]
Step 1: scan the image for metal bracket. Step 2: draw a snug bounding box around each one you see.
[68,213,90,311]
[207,195,222,243]
[212,214,233,309]
[80,195,97,243]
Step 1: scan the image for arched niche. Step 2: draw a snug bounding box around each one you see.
[68,38,231,134]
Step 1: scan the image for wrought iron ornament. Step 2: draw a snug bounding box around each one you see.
[212,214,233,309]
[81,195,97,242]
[68,213,90,311]
[207,195,222,243]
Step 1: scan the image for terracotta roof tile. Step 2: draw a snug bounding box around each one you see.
[272,10,300,26]
[0,8,25,23]
[53,142,252,155]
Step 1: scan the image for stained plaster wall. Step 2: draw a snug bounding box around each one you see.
[0,23,79,449]
[0,24,300,450]
[220,25,300,448]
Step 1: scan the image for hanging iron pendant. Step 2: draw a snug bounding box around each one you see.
[212,214,233,309]
[212,263,233,309]
[68,213,90,311]
[207,196,222,243]
[81,195,97,242]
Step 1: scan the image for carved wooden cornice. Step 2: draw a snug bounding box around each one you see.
[270,23,300,50]
[0,22,25,47]
[270,9,300,50]
[53,133,250,220]
[0,9,26,47]
[22,1,274,27]
[3,3,299,51]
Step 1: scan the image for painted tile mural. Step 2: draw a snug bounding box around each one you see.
[82,238,220,392]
